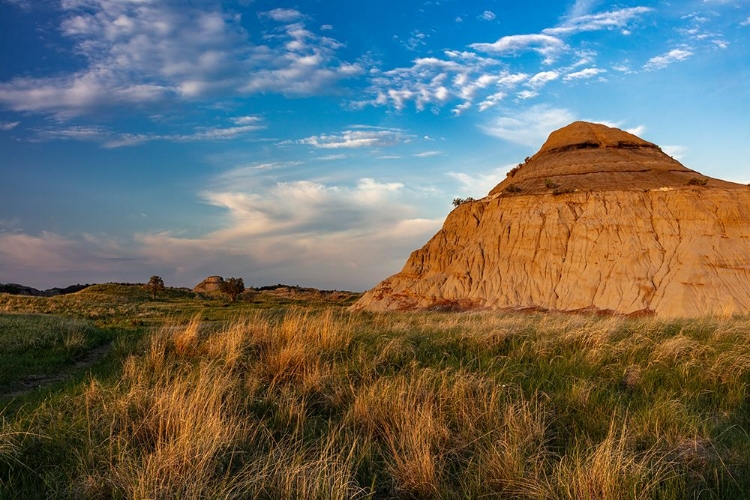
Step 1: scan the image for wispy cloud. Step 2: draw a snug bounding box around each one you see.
[644,48,693,70]
[563,67,606,81]
[414,151,442,157]
[527,71,560,89]
[470,34,566,64]
[0,2,362,119]
[316,154,348,161]
[260,8,304,23]
[544,7,653,35]
[33,119,266,148]
[296,127,411,149]
[364,5,652,114]
[448,165,514,198]
[662,145,688,160]
[0,121,20,131]
[481,105,576,146]
[565,0,603,20]
[478,11,496,21]
[0,174,445,290]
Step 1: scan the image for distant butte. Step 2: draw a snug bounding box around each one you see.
[351,121,750,317]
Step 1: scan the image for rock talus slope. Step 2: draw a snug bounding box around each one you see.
[352,122,750,317]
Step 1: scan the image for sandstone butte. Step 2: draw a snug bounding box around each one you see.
[351,121,750,317]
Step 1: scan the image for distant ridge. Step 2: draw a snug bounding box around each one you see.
[0,283,90,297]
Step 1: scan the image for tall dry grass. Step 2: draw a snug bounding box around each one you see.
[3,309,750,498]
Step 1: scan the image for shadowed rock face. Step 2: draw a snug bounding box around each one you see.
[351,121,750,317]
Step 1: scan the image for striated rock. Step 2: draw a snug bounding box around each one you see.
[352,122,750,317]
[193,276,224,293]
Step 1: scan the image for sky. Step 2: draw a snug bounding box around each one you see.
[1,0,749,291]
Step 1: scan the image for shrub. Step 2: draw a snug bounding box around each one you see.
[687,178,708,187]
[452,197,475,208]
[545,178,559,189]
[507,164,523,178]
[505,184,522,193]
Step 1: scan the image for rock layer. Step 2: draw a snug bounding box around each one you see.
[193,276,224,293]
[352,122,750,317]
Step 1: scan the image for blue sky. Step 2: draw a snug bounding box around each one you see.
[1,0,749,290]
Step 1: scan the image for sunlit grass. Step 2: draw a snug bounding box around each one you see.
[1,309,750,497]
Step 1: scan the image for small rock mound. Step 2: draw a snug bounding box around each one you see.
[193,276,224,293]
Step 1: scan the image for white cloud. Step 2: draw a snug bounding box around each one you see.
[625,125,646,136]
[0,231,142,288]
[544,7,653,36]
[0,174,445,290]
[34,121,266,148]
[479,11,496,21]
[741,17,750,27]
[565,0,602,20]
[662,145,688,160]
[517,90,539,100]
[397,30,429,51]
[644,48,693,70]
[143,177,442,289]
[0,121,20,131]
[585,120,646,137]
[366,51,531,113]
[448,165,515,198]
[498,73,529,86]
[297,127,411,149]
[414,151,442,157]
[365,4,650,114]
[478,92,506,111]
[260,8,304,23]
[316,154,348,161]
[232,115,263,125]
[470,34,566,63]
[527,71,560,88]
[481,105,576,146]
[0,2,361,118]
[563,67,606,81]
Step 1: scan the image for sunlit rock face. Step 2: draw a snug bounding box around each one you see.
[351,122,750,317]
[193,276,224,293]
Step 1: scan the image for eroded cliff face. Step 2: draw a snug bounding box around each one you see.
[352,122,750,317]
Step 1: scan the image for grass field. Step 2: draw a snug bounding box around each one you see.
[1,286,750,498]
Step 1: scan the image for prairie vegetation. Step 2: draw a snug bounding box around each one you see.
[1,298,750,498]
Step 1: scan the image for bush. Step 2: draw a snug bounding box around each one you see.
[505,184,522,193]
[687,178,708,187]
[545,178,559,189]
[452,197,475,208]
[507,164,523,178]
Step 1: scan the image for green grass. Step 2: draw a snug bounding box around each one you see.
[0,284,360,329]
[1,289,750,498]
[0,314,115,390]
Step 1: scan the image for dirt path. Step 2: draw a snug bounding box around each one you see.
[1,341,114,399]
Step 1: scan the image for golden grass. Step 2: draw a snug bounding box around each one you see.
[4,309,750,498]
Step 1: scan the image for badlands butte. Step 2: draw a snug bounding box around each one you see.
[352,121,750,317]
